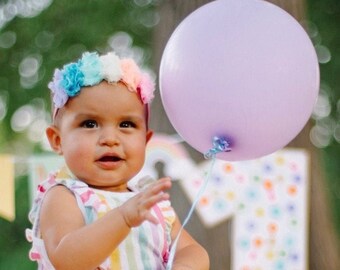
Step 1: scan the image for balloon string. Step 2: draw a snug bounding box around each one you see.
[166,157,216,270]
[166,136,231,269]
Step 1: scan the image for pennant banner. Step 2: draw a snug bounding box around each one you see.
[0,155,15,221]
[28,155,64,204]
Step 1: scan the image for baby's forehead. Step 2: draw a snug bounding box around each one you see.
[61,83,149,120]
[72,81,143,105]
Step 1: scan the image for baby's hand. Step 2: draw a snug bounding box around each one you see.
[118,177,171,227]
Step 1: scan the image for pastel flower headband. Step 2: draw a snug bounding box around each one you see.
[48,51,155,118]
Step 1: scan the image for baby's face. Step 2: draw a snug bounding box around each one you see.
[51,81,152,191]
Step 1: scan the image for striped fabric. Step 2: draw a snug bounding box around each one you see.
[27,167,175,270]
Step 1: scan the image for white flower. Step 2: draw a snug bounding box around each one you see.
[100,52,122,82]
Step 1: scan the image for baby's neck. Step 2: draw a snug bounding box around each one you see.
[87,183,131,193]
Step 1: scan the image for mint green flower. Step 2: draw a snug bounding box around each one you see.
[80,52,103,86]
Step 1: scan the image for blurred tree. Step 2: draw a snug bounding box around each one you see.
[307,0,340,243]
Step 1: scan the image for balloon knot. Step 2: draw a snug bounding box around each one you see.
[204,136,231,159]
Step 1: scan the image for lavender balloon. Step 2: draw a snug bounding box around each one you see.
[159,0,319,161]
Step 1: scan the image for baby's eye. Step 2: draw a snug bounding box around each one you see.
[80,120,98,129]
[120,121,136,128]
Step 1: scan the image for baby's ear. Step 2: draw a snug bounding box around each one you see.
[146,129,153,144]
[46,125,63,155]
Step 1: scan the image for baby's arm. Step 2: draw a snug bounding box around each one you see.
[39,177,171,270]
[171,216,210,270]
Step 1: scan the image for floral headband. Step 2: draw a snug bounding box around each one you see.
[48,51,155,119]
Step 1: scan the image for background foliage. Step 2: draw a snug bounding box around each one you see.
[307,0,340,233]
[0,0,338,268]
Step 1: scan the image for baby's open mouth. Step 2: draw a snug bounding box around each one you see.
[98,156,122,162]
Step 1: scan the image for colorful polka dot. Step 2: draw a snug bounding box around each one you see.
[267,222,278,234]
[285,237,295,247]
[287,185,297,196]
[246,221,257,232]
[275,260,285,270]
[289,252,299,262]
[255,207,265,217]
[253,175,261,182]
[199,196,209,206]
[275,156,285,165]
[236,174,246,183]
[226,191,235,200]
[263,163,273,173]
[253,236,263,248]
[212,175,223,185]
[293,174,302,184]
[213,198,227,211]
[223,163,234,173]
[263,179,273,190]
[289,162,298,171]
[238,203,246,210]
[290,218,298,226]
[239,239,250,250]
[270,206,281,219]
[266,250,275,260]
[286,202,296,214]
[246,188,259,200]
[248,250,258,260]
[279,250,287,257]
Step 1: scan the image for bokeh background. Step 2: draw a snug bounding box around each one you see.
[0,0,338,269]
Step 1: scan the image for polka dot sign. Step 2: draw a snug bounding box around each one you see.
[142,134,309,270]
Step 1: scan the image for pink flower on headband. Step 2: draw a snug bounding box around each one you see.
[120,59,155,103]
[120,59,142,92]
[138,73,155,104]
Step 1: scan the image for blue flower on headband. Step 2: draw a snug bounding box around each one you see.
[60,62,84,97]
[80,52,103,86]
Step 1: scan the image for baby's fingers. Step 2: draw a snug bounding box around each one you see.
[145,191,170,208]
[148,177,172,195]
[120,178,172,227]
[141,178,171,207]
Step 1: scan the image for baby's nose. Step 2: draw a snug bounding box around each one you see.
[99,128,120,146]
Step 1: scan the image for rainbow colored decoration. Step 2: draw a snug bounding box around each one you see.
[132,133,193,185]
